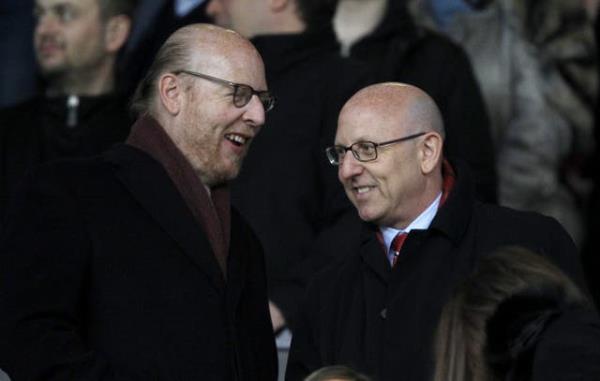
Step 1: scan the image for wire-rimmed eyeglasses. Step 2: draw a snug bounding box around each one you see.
[325,132,427,165]
[174,69,276,112]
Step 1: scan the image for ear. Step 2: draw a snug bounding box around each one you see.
[104,15,132,53]
[419,132,443,175]
[269,0,290,12]
[158,73,182,115]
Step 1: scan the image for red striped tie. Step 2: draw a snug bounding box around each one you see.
[390,232,408,267]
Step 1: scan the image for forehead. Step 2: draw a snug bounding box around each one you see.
[337,102,406,143]
[192,44,266,88]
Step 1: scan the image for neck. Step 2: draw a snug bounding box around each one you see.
[334,0,386,54]
[394,169,444,230]
[45,59,116,97]
[259,10,306,37]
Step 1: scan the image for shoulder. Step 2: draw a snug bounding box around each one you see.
[531,309,600,380]
[0,98,40,133]
[474,202,567,233]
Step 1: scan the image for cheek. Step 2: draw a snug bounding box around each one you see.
[70,23,103,53]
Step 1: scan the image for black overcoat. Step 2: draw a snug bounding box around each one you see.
[286,162,584,381]
[0,144,277,381]
[231,28,372,327]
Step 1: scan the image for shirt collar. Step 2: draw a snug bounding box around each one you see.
[380,191,442,254]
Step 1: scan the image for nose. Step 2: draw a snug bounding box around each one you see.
[242,94,266,129]
[35,12,59,37]
[338,151,363,181]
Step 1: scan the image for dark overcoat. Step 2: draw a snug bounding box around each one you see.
[286,162,584,381]
[231,27,372,327]
[0,144,277,381]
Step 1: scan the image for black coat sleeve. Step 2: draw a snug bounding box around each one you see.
[284,276,325,381]
[0,168,136,381]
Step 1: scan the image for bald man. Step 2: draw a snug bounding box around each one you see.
[0,24,277,381]
[285,83,585,381]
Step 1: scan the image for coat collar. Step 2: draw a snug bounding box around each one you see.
[104,143,227,291]
[358,159,473,280]
[429,159,474,246]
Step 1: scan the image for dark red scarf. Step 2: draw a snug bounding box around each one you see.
[127,115,230,277]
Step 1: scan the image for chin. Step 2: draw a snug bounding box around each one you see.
[357,208,380,224]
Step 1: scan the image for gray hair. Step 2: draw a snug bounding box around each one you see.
[129,30,191,116]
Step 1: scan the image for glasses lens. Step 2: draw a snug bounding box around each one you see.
[352,142,377,162]
[259,93,275,112]
[325,146,345,165]
[233,85,253,107]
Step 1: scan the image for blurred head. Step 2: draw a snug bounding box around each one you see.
[433,246,588,381]
[331,83,444,229]
[33,0,134,94]
[131,24,271,187]
[207,0,336,37]
[206,0,271,37]
[304,365,372,381]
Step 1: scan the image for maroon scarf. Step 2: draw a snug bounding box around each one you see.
[127,115,230,276]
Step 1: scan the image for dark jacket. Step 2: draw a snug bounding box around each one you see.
[285,161,584,381]
[231,27,373,327]
[0,94,132,225]
[526,309,600,380]
[0,144,277,381]
[486,293,600,381]
[348,0,497,202]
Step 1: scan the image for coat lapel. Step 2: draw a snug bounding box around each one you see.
[359,224,390,285]
[359,226,390,373]
[225,211,247,311]
[107,144,226,290]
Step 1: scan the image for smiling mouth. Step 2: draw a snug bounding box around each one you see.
[225,133,248,147]
[354,186,374,194]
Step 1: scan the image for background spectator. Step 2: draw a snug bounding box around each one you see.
[333,0,497,202]
[0,0,136,225]
[434,246,600,381]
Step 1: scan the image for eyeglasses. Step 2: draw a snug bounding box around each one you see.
[174,69,276,112]
[325,132,427,165]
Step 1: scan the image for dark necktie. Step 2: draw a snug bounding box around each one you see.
[390,232,408,267]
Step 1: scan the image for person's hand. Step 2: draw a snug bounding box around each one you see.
[268,301,286,333]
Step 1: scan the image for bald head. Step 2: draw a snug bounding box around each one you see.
[131,24,264,116]
[335,83,445,229]
[340,82,445,139]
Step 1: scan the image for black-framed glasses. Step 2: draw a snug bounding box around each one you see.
[325,132,427,165]
[174,69,276,112]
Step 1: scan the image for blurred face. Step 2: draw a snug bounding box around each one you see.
[206,0,266,37]
[336,105,426,228]
[173,48,268,186]
[34,0,107,79]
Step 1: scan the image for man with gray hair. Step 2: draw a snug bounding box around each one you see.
[0,24,277,381]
